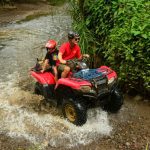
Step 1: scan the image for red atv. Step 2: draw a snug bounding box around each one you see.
[30,58,123,126]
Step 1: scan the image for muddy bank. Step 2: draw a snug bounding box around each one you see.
[0,2,68,26]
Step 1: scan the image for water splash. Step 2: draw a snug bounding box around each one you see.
[0,100,112,148]
[0,76,112,148]
[0,11,112,149]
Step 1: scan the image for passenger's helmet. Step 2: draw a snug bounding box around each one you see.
[68,31,79,39]
[45,40,57,49]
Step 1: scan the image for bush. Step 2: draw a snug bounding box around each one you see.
[105,0,150,94]
[71,0,150,95]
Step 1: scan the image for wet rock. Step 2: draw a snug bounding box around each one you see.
[43,140,49,147]
[144,99,149,102]
[125,142,130,148]
[134,95,142,101]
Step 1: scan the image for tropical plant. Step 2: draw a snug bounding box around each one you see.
[70,0,150,96]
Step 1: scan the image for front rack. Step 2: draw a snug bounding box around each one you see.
[73,68,110,81]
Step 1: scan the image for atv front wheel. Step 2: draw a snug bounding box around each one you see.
[62,98,87,126]
[103,88,123,113]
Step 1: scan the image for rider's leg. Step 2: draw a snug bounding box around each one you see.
[61,66,70,78]
[52,66,58,81]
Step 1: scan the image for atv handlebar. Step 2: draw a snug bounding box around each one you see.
[66,57,89,71]
[66,55,89,65]
[82,55,89,62]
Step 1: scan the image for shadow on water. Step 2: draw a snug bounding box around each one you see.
[0,44,5,51]
[16,12,52,23]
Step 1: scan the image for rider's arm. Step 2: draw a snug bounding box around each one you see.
[76,47,82,60]
[58,52,66,64]
[41,59,49,73]
[77,55,82,60]
[76,46,89,60]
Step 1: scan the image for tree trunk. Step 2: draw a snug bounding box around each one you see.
[78,0,85,17]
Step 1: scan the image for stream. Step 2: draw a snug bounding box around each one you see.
[0,3,149,150]
[0,4,112,149]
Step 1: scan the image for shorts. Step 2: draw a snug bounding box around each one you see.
[58,64,67,72]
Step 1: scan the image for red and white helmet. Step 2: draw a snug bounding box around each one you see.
[45,40,57,49]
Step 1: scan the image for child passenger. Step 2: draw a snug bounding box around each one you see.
[41,39,58,81]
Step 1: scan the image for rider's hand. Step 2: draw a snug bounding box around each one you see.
[41,69,44,73]
[61,60,66,64]
[83,54,90,58]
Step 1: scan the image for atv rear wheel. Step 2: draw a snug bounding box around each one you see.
[103,88,123,113]
[62,98,87,126]
[34,82,43,95]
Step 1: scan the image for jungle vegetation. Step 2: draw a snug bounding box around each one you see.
[70,0,150,96]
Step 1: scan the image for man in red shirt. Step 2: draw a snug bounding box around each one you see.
[58,31,89,78]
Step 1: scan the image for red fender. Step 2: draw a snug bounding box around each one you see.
[55,78,91,90]
[100,66,117,79]
[30,71,55,84]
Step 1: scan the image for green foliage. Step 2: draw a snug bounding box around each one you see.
[71,0,150,95]
[70,0,99,66]
[104,0,150,93]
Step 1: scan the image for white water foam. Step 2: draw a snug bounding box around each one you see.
[0,74,112,149]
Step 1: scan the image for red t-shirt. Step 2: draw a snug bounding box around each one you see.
[59,42,81,60]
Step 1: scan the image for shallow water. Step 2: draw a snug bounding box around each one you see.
[0,5,113,149]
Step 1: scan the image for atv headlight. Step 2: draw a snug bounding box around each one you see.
[80,86,91,93]
[108,77,115,84]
